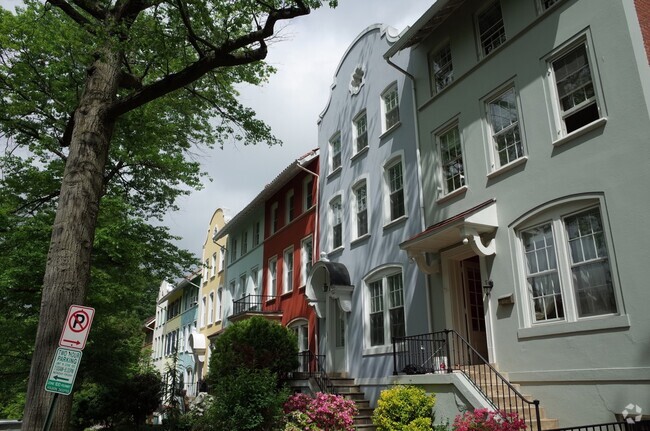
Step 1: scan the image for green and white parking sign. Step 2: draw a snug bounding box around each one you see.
[45,347,82,395]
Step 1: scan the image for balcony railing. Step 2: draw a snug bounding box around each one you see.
[393,329,541,431]
[232,294,276,315]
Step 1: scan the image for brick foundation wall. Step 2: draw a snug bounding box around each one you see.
[635,0,650,62]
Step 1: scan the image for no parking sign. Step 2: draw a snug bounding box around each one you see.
[58,305,94,350]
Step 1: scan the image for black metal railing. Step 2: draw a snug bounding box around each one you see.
[233,294,275,315]
[393,329,541,431]
[289,351,335,394]
[548,421,650,431]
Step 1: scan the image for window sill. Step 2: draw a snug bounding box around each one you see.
[383,215,408,230]
[281,290,293,298]
[517,314,630,340]
[327,166,342,180]
[436,185,468,204]
[486,156,528,179]
[379,121,402,140]
[351,146,369,162]
[363,345,394,356]
[552,117,607,148]
[328,246,344,257]
[351,233,371,246]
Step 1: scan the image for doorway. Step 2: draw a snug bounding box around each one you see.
[460,256,488,361]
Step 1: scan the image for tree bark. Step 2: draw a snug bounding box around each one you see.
[21,47,121,431]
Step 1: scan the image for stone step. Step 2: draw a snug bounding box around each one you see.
[354,424,377,431]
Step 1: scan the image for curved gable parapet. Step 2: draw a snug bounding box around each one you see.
[317,23,406,125]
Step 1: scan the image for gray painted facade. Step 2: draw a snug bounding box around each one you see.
[392,0,650,425]
[314,24,428,395]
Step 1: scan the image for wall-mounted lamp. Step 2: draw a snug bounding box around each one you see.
[483,280,494,295]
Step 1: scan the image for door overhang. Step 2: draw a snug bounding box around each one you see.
[401,199,498,274]
[305,260,354,318]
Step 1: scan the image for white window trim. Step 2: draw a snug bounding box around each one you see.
[251,266,259,295]
[199,296,206,328]
[429,40,454,95]
[381,82,400,134]
[210,252,217,278]
[351,176,370,240]
[475,0,507,59]
[544,31,606,141]
[329,131,342,174]
[382,152,407,225]
[511,195,625,337]
[483,81,527,173]
[268,256,278,297]
[300,236,313,287]
[270,202,279,234]
[207,292,214,325]
[329,194,344,252]
[433,118,467,198]
[283,247,294,294]
[362,265,405,355]
[216,286,223,323]
[352,109,368,155]
[303,177,314,211]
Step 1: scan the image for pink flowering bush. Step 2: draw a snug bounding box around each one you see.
[284,392,358,431]
[452,408,527,431]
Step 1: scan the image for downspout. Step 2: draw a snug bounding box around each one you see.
[385,53,434,333]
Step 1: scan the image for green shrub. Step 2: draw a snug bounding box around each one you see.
[208,316,299,383]
[196,368,289,431]
[372,385,435,431]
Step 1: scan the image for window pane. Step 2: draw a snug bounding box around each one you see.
[383,88,400,129]
[439,126,465,193]
[355,113,368,152]
[389,307,405,339]
[489,88,523,166]
[572,261,616,317]
[431,44,453,92]
[388,162,405,220]
[478,1,506,55]
[370,312,384,346]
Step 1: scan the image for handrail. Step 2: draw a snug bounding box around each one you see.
[232,294,276,315]
[393,329,542,431]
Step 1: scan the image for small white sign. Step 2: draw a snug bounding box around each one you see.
[45,348,82,395]
[59,305,95,350]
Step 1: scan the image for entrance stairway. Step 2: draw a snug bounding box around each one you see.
[459,364,559,430]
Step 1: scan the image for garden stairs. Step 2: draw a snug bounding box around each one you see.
[287,372,376,430]
[460,364,559,430]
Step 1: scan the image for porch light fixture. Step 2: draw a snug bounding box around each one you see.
[483,280,494,295]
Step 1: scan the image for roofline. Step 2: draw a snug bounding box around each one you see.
[384,0,464,59]
[214,149,319,240]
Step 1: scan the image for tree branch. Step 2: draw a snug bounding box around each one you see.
[108,3,310,117]
[70,0,106,20]
[46,0,94,28]
[104,159,125,186]
[11,190,61,215]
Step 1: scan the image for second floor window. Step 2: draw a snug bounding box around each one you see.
[386,160,405,221]
[430,43,453,93]
[487,86,524,169]
[353,111,368,153]
[330,197,343,249]
[330,133,342,172]
[283,248,294,294]
[438,125,466,194]
[354,182,368,237]
[382,84,399,131]
[268,257,277,297]
[477,1,506,56]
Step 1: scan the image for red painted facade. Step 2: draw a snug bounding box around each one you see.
[636,0,650,62]
[262,155,319,356]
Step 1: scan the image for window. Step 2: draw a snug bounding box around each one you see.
[241,231,248,256]
[230,238,237,263]
[217,287,223,321]
[253,221,261,246]
[202,258,209,283]
[286,190,295,223]
[437,124,466,194]
[540,0,560,11]
[367,270,405,347]
[353,111,368,153]
[210,252,217,278]
[240,273,247,298]
[486,86,524,169]
[301,237,313,286]
[208,292,214,325]
[219,246,225,271]
[271,202,279,234]
[330,133,342,172]
[200,296,206,327]
[549,41,601,135]
[430,43,453,93]
[283,247,294,294]
[353,181,368,237]
[330,196,343,249]
[477,1,506,56]
[519,204,617,325]
[304,177,314,210]
[251,267,259,294]
[385,158,405,221]
[382,84,400,131]
[268,257,277,297]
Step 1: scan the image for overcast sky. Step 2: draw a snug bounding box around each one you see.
[1,0,432,260]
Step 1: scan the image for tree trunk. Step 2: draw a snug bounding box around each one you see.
[21,48,121,431]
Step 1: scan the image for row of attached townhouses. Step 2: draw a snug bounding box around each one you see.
[148,0,650,427]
